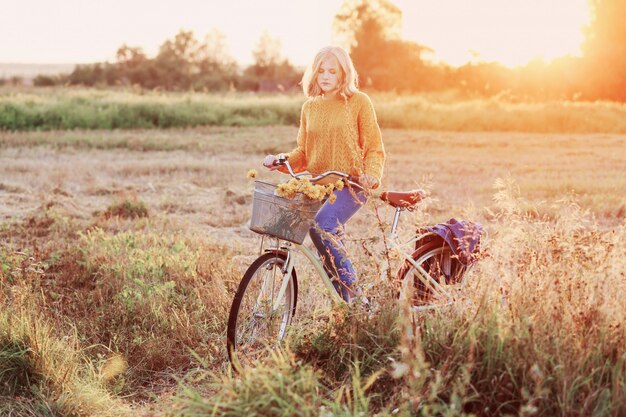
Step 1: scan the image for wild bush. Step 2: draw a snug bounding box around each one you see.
[55,226,238,388]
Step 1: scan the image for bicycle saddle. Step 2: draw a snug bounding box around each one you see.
[380,190,426,208]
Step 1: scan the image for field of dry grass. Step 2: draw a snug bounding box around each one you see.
[1,127,624,227]
[1,125,625,415]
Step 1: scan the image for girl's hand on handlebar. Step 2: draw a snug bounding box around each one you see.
[263,154,281,171]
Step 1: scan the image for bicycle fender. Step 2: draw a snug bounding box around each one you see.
[397,237,447,281]
[264,248,289,257]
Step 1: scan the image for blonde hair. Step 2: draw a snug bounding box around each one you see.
[302,46,359,98]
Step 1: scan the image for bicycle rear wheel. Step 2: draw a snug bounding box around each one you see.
[227,252,298,366]
[397,241,466,307]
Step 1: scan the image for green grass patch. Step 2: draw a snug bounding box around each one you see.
[0,89,302,131]
[2,88,626,132]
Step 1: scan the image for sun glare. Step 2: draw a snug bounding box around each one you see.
[396,0,591,67]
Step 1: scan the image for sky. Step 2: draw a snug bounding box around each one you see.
[1,0,590,68]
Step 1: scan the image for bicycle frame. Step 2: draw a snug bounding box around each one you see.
[258,159,471,312]
[261,206,472,313]
[261,238,344,312]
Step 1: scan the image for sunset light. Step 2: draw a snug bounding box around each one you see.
[396,0,591,67]
[2,0,591,68]
[3,0,626,414]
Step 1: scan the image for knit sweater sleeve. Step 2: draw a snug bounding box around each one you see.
[278,101,308,174]
[358,93,385,187]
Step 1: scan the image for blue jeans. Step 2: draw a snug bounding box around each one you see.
[309,187,368,302]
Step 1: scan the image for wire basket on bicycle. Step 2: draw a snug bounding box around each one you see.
[249,181,323,244]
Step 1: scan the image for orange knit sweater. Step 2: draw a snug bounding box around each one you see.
[279,91,385,187]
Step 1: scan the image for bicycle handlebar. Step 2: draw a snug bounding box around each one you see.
[273,156,364,191]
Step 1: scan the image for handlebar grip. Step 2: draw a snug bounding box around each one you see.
[272,155,288,166]
[270,156,288,167]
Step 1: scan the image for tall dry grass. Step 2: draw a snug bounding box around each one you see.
[1,127,623,225]
[0,125,624,414]
[0,292,131,416]
[385,179,626,415]
[174,179,625,416]
[0,205,239,403]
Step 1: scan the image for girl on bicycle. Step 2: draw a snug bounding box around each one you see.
[263,45,385,303]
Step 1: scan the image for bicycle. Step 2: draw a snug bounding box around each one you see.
[227,158,482,365]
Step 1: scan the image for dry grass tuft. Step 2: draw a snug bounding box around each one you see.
[103,196,149,219]
[0,294,131,416]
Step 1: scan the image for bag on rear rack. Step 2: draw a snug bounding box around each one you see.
[415,218,483,266]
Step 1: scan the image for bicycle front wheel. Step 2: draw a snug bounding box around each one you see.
[227,252,298,366]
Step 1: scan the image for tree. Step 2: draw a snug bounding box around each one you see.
[581,0,626,100]
[197,29,237,74]
[116,45,151,87]
[333,0,435,91]
[33,74,62,87]
[194,29,238,91]
[68,62,119,87]
[243,31,300,91]
[333,0,402,50]
[155,30,202,89]
[251,31,283,73]
[116,45,147,68]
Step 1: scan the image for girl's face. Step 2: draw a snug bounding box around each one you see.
[316,56,342,94]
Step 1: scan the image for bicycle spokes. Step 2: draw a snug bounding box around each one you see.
[231,256,295,364]
[400,244,466,310]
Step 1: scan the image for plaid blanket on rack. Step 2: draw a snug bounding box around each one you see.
[425,218,484,266]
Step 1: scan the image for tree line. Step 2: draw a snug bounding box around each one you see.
[334,0,626,101]
[26,29,301,92]
[16,0,626,101]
